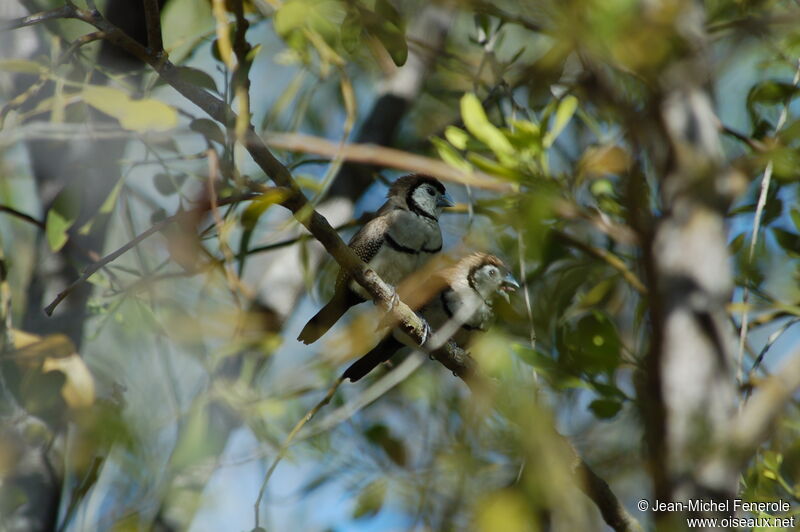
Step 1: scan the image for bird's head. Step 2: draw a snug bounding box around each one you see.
[389,174,454,219]
[467,254,519,303]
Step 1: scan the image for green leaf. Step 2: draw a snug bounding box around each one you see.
[747,80,799,109]
[460,93,514,159]
[762,450,783,472]
[238,189,292,275]
[467,152,519,179]
[46,209,72,252]
[431,137,471,173]
[728,233,745,254]
[589,398,622,419]
[157,66,218,93]
[365,424,407,466]
[544,95,578,147]
[791,208,800,231]
[341,10,363,54]
[240,189,291,230]
[274,0,310,36]
[560,311,621,375]
[772,228,800,255]
[170,401,227,471]
[190,118,226,144]
[352,479,386,519]
[505,119,542,152]
[82,86,178,132]
[444,126,469,150]
[45,192,80,252]
[78,176,126,235]
[590,179,614,197]
[369,0,407,66]
[580,278,615,308]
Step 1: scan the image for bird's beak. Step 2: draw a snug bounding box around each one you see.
[437,192,455,208]
[497,272,519,303]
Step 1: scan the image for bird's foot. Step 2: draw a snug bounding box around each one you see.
[384,288,400,311]
[418,315,432,347]
[376,289,402,330]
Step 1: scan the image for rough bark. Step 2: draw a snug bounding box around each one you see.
[642,2,739,527]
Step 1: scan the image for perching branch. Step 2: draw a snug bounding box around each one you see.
[28,1,472,378]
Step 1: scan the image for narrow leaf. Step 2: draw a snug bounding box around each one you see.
[544,95,578,147]
[460,93,514,158]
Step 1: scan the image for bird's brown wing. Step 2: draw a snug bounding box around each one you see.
[297,217,387,344]
[334,216,387,289]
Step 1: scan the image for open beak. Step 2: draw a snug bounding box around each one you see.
[437,192,455,208]
[497,272,519,303]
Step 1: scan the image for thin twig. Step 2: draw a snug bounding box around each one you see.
[207,149,252,302]
[1,5,73,30]
[517,231,537,361]
[719,123,766,152]
[254,376,345,528]
[553,230,647,295]
[43,190,271,316]
[0,205,45,229]
[749,317,800,377]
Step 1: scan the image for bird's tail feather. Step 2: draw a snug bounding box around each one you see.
[297,290,362,344]
[297,300,347,344]
[342,336,404,382]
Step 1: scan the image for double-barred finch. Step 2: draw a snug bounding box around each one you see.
[297,174,454,345]
[342,253,519,382]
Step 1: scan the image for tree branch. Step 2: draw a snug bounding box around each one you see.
[0,205,45,229]
[1,5,73,30]
[553,230,646,295]
[264,131,514,193]
[577,459,643,532]
[142,0,163,53]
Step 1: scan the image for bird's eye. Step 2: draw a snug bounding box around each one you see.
[489,268,497,277]
[426,187,435,196]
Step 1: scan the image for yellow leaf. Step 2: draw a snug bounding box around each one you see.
[82,86,177,132]
[12,331,74,362]
[10,330,95,409]
[42,354,96,408]
[477,490,536,532]
[579,145,630,177]
[241,188,291,229]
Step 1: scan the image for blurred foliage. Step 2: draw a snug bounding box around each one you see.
[1,0,800,531]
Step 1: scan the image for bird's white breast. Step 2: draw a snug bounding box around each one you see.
[349,209,441,299]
